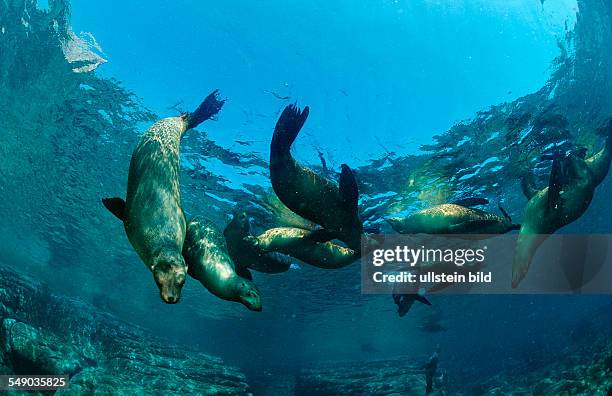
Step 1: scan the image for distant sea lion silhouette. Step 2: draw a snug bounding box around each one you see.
[183,216,262,311]
[423,347,440,395]
[102,90,224,303]
[513,121,612,287]
[269,104,364,252]
[387,198,519,236]
[223,211,291,279]
[392,280,431,318]
[245,227,358,269]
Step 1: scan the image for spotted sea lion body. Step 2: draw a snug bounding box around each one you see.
[183,216,262,311]
[387,202,518,236]
[102,90,225,303]
[249,227,358,269]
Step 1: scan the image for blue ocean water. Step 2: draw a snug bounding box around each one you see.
[1,0,611,394]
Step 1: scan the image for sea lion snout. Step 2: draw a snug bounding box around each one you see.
[153,259,187,304]
[237,280,262,311]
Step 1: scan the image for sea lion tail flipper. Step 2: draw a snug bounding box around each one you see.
[339,164,359,214]
[415,294,432,306]
[452,197,489,207]
[186,89,225,130]
[102,197,127,221]
[306,228,338,243]
[271,104,310,156]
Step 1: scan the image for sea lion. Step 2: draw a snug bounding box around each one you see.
[512,126,612,287]
[269,104,364,252]
[183,216,262,311]
[392,285,431,317]
[387,198,519,236]
[223,211,291,279]
[423,347,440,395]
[245,227,358,269]
[102,90,225,303]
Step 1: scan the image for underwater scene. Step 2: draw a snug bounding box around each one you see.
[1,0,612,394]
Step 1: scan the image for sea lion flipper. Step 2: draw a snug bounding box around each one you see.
[270,104,310,156]
[102,197,127,221]
[415,294,432,306]
[186,89,225,130]
[339,164,359,214]
[451,197,489,207]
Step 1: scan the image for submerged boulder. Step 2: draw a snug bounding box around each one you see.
[0,266,250,395]
[0,319,83,376]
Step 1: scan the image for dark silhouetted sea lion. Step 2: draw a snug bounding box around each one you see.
[223,211,291,278]
[183,216,261,311]
[102,90,224,303]
[246,227,358,269]
[423,347,440,395]
[512,127,612,287]
[392,281,431,317]
[269,104,364,252]
[387,198,519,236]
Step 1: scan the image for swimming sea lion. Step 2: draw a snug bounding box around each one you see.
[102,90,225,303]
[223,211,291,278]
[183,216,262,311]
[245,227,358,269]
[392,282,431,317]
[269,104,364,252]
[387,198,519,236]
[423,347,440,395]
[512,127,612,287]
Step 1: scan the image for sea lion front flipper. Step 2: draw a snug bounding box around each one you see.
[498,205,511,221]
[451,197,489,207]
[102,197,127,221]
[498,205,521,231]
[339,164,359,214]
[270,104,310,157]
[414,294,432,306]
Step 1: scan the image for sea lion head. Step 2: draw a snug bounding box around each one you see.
[235,279,262,311]
[224,211,251,241]
[232,211,250,233]
[152,255,187,304]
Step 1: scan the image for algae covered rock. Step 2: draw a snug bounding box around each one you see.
[0,266,251,395]
[0,319,83,376]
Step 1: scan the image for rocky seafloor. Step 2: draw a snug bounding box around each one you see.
[0,263,611,395]
[0,265,250,395]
